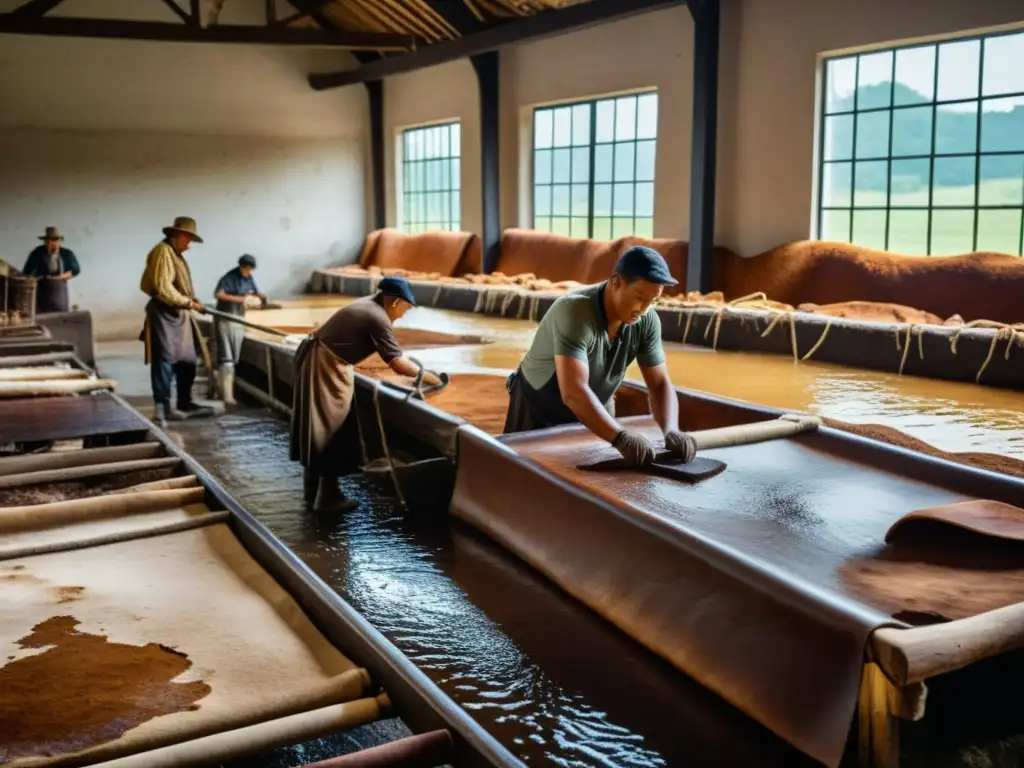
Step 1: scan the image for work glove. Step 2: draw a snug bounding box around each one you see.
[244,294,263,309]
[664,429,697,463]
[612,430,657,468]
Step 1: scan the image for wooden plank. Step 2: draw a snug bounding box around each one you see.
[0,395,149,444]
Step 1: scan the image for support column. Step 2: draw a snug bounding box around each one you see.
[687,0,720,294]
[365,79,386,231]
[472,51,500,274]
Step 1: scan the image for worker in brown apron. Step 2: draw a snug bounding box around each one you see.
[22,227,80,314]
[138,216,214,424]
[290,277,441,513]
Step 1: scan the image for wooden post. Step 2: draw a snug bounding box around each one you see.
[472,51,500,273]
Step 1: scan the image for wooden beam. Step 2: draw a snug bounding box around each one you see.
[189,0,201,27]
[686,0,719,294]
[0,14,416,49]
[265,0,275,24]
[365,80,387,232]
[308,0,683,89]
[158,0,191,25]
[472,51,500,272]
[9,0,65,17]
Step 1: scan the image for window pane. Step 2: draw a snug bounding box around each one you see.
[612,218,635,238]
[937,40,980,102]
[981,96,1024,152]
[637,93,658,139]
[935,103,977,154]
[572,104,590,146]
[634,217,654,238]
[822,162,852,207]
[857,51,893,110]
[594,145,613,183]
[613,183,634,216]
[551,185,570,216]
[450,192,459,227]
[853,160,888,206]
[933,157,976,205]
[826,57,857,113]
[571,184,589,216]
[821,209,852,241]
[930,209,975,255]
[888,210,929,254]
[635,182,655,217]
[595,100,615,143]
[894,46,936,105]
[593,217,612,241]
[452,158,461,190]
[982,32,1024,97]
[891,106,932,156]
[593,184,612,217]
[976,209,1023,254]
[615,96,637,141]
[571,218,589,238]
[571,147,590,183]
[534,216,552,232]
[853,209,888,250]
[534,185,552,216]
[890,158,931,206]
[856,110,890,159]
[535,110,553,149]
[979,154,1024,205]
[552,148,571,183]
[551,218,571,236]
[614,142,635,181]
[553,107,572,147]
[451,123,461,155]
[534,150,552,185]
[635,140,656,182]
[823,114,854,161]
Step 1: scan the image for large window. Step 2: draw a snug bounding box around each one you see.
[818,30,1024,256]
[401,122,461,233]
[532,92,658,240]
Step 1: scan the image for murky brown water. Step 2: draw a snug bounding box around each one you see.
[170,410,813,768]
[251,298,1024,460]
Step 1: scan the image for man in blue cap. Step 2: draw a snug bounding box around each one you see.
[290,276,441,512]
[504,245,696,468]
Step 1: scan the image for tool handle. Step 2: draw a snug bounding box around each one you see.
[690,413,822,450]
[202,305,288,337]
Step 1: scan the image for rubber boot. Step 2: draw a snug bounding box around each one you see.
[218,368,237,407]
[313,476,359,513]
[302,468,318,505]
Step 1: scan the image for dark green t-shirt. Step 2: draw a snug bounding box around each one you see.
[519,282,665,405]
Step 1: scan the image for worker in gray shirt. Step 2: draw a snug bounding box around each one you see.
[504,246,696,468]
[213,254,267,406]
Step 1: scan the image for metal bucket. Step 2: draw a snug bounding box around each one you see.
[2,274,36,326]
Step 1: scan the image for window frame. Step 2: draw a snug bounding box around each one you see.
[815,27,1024,256]
[399,120,461,234]
[530,89,658,241]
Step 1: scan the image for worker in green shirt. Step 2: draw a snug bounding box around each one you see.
[503,245,696,468]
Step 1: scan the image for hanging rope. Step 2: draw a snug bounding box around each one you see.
[949,320,1024,383]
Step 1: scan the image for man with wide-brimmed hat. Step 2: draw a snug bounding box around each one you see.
[139,216,214,423]
[212,253,268,406]
[290,276,442,512]
[22,226,81,313]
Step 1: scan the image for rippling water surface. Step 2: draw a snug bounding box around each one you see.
[171,411,812,767]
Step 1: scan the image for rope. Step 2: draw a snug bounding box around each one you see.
[799,318,832,362]
[759,310,800,362]
[431,285,443,307]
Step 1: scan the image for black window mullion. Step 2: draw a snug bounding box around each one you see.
[884,50,896,250]
[587,102,597,238]
[632,95,640,234]
[972,40,985,251]
[849,54,860,242]
[926,44,940,254]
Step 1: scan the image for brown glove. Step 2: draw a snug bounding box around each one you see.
[612,430,657,468]
[664,429,697,463]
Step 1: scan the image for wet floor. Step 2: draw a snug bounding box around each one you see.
[251,297,1024,460]
[154,410,816,767]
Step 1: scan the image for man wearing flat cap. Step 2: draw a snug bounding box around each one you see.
[139,216,214,423]
[503,245,697,468]
[22,227,81,313]
[212,254,268,407]
[290,276,441,512]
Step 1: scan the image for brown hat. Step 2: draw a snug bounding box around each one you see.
[162,216,204,244]
[38,226,63,241]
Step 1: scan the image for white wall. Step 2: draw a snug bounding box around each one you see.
[373,0,1023,256]
[0,0,368,339]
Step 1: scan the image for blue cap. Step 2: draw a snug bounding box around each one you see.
[614,246,678,286]
[378,276,417,307]
[238,254,257,268]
